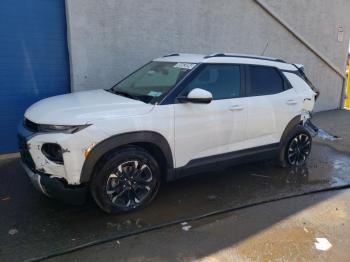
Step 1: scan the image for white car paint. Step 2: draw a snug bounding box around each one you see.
[25,89,155,125]
[23,103,175,184]
[19,53,316,187]
[187,88,213,100]
[174,96,248,166]
[244,87,301,148]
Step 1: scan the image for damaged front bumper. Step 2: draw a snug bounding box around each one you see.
[17,121,90,204]
[17,118,106,185]
[21,161,87,204]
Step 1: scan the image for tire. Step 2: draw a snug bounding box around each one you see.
[90,146,161,214]
[277,125,312,167]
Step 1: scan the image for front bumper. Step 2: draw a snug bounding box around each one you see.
[18,122,89,204]
[17,118,108,185]
[21,161,88,204]
[21,162,49,196]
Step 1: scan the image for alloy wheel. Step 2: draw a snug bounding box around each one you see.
[287,133,311,166]
[105,160,154,209]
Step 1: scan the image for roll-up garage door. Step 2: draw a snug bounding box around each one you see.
[0,0,70,153]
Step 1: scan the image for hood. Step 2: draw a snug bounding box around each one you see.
[25,89,154,125]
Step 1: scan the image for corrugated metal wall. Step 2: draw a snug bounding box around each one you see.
[0,0,70,153]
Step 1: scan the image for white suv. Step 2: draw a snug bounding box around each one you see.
[18,53,318,213]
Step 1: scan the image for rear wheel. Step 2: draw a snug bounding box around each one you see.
[286,133,312,166]
[278,126,312,167]
[90,146,161,214]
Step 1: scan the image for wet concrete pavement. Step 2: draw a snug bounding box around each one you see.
[312,109,350,154]
[52,188,350,262]
[1,141,350,261]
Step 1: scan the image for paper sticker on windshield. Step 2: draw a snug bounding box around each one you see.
[148,91,162,97]
[174,63,196,70]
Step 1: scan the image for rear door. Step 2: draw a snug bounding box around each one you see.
[244,65,299,148]
[174,64,247,168]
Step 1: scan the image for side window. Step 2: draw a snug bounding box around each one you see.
[247,66,284,96]
[182,64,241,100]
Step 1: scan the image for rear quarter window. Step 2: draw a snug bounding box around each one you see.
[247,66,284,96]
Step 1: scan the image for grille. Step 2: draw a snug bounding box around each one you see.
[18,135,36,171]
[24,118,39,132]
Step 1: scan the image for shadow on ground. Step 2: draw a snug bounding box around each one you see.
[49,189,350,262]
[1,143,350,261]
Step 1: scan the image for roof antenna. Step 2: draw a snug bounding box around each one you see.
[261,41,269,56]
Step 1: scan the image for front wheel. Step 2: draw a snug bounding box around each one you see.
[278,126,312,167]
[90,146,161,214]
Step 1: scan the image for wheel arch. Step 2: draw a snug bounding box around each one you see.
[80,131,174,183]
[279,115,303,145]
[276,114,304,166]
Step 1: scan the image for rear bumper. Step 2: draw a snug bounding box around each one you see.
[21,161,88,205]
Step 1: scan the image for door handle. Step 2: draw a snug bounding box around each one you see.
[229,105,244,111]
[286,99,297,105]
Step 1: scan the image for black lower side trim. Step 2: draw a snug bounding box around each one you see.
[175,143,279,178]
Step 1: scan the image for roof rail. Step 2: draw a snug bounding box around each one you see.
[163,53,180,57]
[204,53,286,63]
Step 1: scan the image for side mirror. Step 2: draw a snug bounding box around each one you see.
[177,88,213,104]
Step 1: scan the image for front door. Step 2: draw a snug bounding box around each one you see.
[174,64,246,168]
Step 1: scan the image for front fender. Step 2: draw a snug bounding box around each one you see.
[80,131,174,183]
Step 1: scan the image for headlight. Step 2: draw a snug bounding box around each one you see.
[38,124,90,134]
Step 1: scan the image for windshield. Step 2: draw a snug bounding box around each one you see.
[110,61,196,104]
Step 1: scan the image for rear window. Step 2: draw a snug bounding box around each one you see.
[247,66,284,96]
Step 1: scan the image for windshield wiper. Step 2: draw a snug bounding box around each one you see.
[107,89,142,101]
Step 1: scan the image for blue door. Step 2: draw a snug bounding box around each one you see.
[0,0,70,153]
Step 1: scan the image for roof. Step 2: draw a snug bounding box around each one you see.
[154,53,206,63]
[154,53,297,71]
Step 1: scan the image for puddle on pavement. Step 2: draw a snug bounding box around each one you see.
[1,143,350,260]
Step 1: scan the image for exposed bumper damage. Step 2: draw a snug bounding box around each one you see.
[304,120,341,141]
[17,120,108,203]
[21,162,87,204]
[300,95,340,141]
[17,120,106,185]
